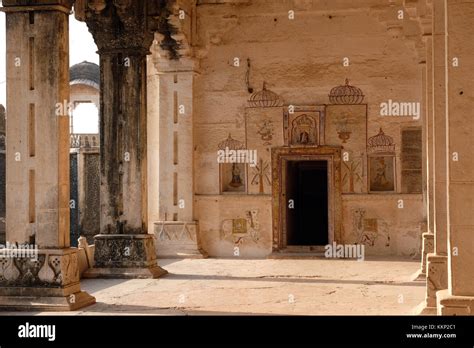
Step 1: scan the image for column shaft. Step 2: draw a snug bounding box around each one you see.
[437,0,474,315]
[424,0,449,312]
[0,2,94,310]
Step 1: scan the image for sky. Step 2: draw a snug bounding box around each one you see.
[0,9,99,107]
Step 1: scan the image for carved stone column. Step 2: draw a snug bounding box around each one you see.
[148,45,207,258]
[437,0,474,315]
[0,104,5,245]
[0,0,95,310]
[419,28,435,280]
[424,0,448,313]
[147,1,206,258]
[82,0,166,278]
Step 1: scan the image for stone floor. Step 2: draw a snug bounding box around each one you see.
[3,257,425,315]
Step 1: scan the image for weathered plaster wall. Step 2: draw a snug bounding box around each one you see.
[196,195,272,258]
[150,1,425,258]
[342,194,423,257]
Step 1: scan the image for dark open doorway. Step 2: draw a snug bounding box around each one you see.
[286,160,329,246]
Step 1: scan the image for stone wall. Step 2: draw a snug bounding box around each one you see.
[149,1,425,258]
[342,194,423,257]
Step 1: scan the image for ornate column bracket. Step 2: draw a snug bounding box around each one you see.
[76,0,183,58]
[84,0,154,54]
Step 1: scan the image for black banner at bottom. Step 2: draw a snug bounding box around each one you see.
[0,315,472,346]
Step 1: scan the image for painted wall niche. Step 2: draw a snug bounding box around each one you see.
[218,134,247,194]
[367,128,396,193]
[284,106,325,147]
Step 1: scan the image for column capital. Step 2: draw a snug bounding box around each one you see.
[83,0,154,54]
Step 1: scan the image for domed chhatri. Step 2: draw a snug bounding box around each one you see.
[218,134,245,151]
[329,79,365,105]
[367,128,395,153]
[70,61,100,89]
[248,82,284,108]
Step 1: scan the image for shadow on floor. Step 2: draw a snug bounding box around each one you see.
[157,273,425,287]
[75,302,298,316]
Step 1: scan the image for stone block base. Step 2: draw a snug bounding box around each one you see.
[437,289,474,315]
[0,290,95,311]
[84,234,167,278]
[154,221,208,259]
[0,248,95,311]
[423,253,448,311]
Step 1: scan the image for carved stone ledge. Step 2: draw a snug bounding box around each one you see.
[153,221,208,259]
[0,248,95,311]
[83,234,167,278]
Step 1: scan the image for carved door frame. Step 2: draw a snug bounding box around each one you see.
[271,146,343,252]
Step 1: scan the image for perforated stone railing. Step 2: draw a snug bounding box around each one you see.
[70,134,100,149]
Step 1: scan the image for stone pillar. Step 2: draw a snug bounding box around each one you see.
[148,43,207,258]
[419,34,435,278]
[82,0,166,278]
[0,1,95,310]
[424,0,448,313]
[425,37,435,244]
[0,104,5,245]
[437,0,474,315]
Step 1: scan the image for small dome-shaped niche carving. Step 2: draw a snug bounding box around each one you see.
[368,128,395,153]
[329,79,365,105]
[218,134,245,151]
[248,82,284,108]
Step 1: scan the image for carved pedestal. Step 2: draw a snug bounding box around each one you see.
[0,249,95,311]
[437,289,474,315]
[413,232,434,281]
[420,253,448,314]
[154,222,208,258]
[83,234,167,278]
[421,233,434,274]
